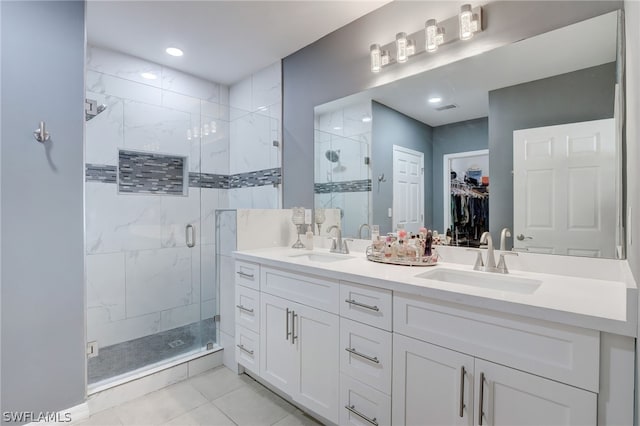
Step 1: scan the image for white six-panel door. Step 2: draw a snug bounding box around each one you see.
[393,145,425,233]
[513,119,616,257]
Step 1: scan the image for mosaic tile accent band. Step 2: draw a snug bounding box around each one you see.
[314,179,372,194]
[118,150,187,195]
[86,163,281,190]
[86,164,117,183]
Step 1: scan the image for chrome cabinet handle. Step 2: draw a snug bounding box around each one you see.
[236,271,254,279]
[236,344,254,355]
[345,299,379,312]
[345,405,378,426]
[291,311,298,344]
[286,308,291,341]
[459,366,466,418]
[345,347,379,364]
[236,304,254,314]
[186,224,195,248]
[478,372,485,426]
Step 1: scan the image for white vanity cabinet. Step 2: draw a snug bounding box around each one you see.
[234,261,261,375]
[259,268,340,424]
[393,292,599,426]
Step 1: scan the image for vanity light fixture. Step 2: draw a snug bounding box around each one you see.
[370,44,381,73]
[369,4,481,73]
[425,19,445,53]
[396,32,408,63]
[140,72,157,80]
[459,4,480,41]
[165,47,184,57]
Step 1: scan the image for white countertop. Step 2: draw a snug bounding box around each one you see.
[234,246,638,337]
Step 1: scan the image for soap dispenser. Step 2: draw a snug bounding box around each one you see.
[305,225,314,250]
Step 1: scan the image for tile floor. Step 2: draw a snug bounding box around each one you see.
[77,366,323,426]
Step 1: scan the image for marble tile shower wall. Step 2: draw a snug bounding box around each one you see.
[314,101,372,237]
[85,46,229,348]
[228,62,282,209]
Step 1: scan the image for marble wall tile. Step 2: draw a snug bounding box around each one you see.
[236,209,297,250]
[216,210,237,256]
[217,255,235,336]
[159,303,200,332]
[86,182,162,254]
[229,113,273,174]
[125,248,193,318]
[343,102,372,138]
[88,46,163,88]
[199,244,217,301]
[86,91,124,166]
[229,78,252,113]
[162,90,202,115]
[88,311,162,348]
[160,191,201,248]
[201,298,216,319]
[123,101,193,158]
[251,61,281,111]
[219,86,230,108]
[200,120,230,175]
[86,253,127,328]
[87,70,162,106]
[201,189,225,246]
[161,67,220,103]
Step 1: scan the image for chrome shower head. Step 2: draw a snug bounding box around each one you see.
[325,149,340,163]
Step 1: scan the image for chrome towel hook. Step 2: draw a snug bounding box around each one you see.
[33,121,50,143]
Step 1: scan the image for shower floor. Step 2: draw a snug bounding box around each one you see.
[88,318,216,385]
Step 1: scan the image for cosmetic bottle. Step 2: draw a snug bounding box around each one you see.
[305,225,314,250]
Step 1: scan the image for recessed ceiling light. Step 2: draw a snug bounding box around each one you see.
[166,47,184,57]
[140,72,157,80]
[428,97,443,104]
[333,126,342,130]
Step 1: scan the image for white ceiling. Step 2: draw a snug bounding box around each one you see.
[316,11,618,127]
[86,0,389,85]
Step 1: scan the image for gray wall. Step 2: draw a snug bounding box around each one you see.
[431,118,488,232]
[1,0,86,419]
[372,101,432,233]
[282,1,622,209]
[488,62,616,244]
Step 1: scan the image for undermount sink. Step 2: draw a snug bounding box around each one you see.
[415,268,542,294]
[289,252,355,263]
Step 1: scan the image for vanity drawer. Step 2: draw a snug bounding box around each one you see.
[235,285,260,333]
[394,292,600,392]
[235,260,260,290]
[261,267,339,314]
[340,282,392,331]
[340,374,391,426]
[236,326,259,375]
[340,318,392,395]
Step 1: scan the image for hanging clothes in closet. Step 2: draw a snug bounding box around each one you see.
[450,179,489,247]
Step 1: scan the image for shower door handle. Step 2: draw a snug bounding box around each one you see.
[186,224,195,248]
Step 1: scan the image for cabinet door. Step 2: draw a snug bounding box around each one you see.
[393,334,474,426]
[474,359,596,426]
[260,293,297,395]
[293,301,340,424]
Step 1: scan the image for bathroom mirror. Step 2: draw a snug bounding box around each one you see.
[314,10,624,259]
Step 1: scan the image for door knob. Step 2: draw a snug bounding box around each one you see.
[516,234,532,241]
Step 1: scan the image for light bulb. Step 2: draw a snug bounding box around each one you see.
[459,4,473,40]
[396,32,408,63]
[425,19,438,52]
[370,44,381,73]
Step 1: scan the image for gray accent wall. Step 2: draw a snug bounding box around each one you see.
[282,1,622,209]
[372,101,432,233]
[432,118,488,232]
[1,0,86,419]
[488,62,616,244]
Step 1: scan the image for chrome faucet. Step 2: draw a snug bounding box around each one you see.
[479,231,498,273]
[357,223,371,239]
[327,225,350,254]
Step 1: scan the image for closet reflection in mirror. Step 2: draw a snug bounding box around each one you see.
[313,10,623,258]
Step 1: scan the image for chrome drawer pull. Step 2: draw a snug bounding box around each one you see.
[478,372,485,425]
[459,366,466,418]
[236,344,254,355]
[236,304,254,313]
[345,347,379,364]
[345,298,379,312]
[236,271,254,279]
[345,405,378,426]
